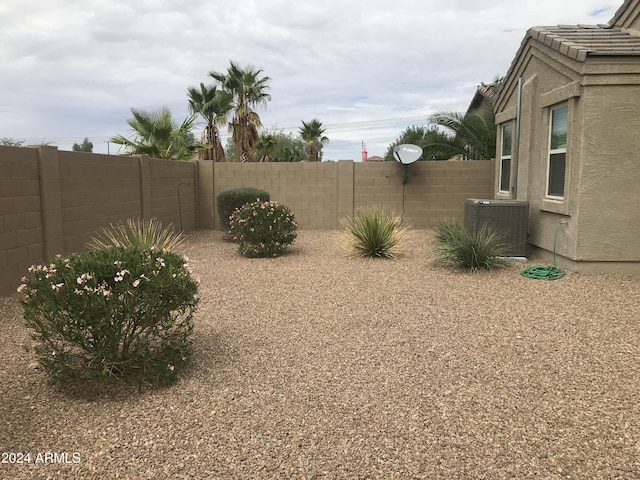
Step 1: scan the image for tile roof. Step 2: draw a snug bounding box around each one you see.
[528,23,640,61]
[495,1,640,109]
[610,0,640,28]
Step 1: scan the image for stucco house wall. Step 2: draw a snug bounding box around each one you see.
[494,0,640,272]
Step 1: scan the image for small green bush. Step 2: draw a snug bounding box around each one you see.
[19,246,199,389]
[433,219,508,272]
[217,188,270,232]
[340,206,409,258]
[86,217,185,252]
[229,200,297,257]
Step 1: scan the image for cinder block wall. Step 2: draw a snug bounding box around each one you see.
[354,161,496,227]
[149,159,197,232]
[207,160,495,229]
[59,152,143,253]
[0,146,44,296]
[1,146,493,295]
[211,162,342,229]
[0,147,197,295]
[57,153,197,253]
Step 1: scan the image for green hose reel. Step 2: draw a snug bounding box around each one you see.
[521,221,566,280]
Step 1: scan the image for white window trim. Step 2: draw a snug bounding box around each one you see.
[499,123,513,194]
[545,104,568,200]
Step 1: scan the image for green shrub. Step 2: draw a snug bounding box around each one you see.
[86,217,185,252]
[229,200,297,257]
[433,219,508,272]
[217,188,270,232]
[340,206,409,258]
[18,246,199,389]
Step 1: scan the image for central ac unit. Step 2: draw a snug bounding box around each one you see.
[464,198,529,257]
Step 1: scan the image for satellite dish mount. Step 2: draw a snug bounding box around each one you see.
[393,144,422,184]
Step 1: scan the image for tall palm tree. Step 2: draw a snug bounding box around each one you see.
[209,62,271,162]
[299,119,329,162]
[187,83,233,162]
[111,107,200,161]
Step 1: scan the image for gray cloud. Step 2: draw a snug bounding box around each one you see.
[0,0,620,157]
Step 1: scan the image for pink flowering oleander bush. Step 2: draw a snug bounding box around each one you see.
[19,246,199,389]
[217,188,270,233]
[229,200,298,258]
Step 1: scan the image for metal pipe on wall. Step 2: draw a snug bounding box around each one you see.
[512,76,524,200]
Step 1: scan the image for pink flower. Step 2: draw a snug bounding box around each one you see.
[132,279,141,287]
[77,273,94,284]
[17,284,26,293]
[114,269,129,282]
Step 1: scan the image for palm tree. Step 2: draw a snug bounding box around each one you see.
[299,119,329,162]
[384,125,453,161]
[428,105,497,160]
[426,77,503,160]
[209,62,271,162]
[255,132,276,162]
[111,107,200,161]
[187,83,233,162]
[0,137,25,147]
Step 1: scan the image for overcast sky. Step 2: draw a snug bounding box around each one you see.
[0,0,622,160]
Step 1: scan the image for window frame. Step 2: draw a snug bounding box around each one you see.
[546,104,568,200]
[499,122,513,194]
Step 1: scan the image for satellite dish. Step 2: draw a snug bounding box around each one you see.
[393,144,423,165]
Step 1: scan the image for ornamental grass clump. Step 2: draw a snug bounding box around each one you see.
[340,206,409,258]
[18,246,199,390]
[433,219,508,272]
[229,200,297,258]
[86,217,185,252]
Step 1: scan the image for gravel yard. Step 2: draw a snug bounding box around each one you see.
[1,229,639,479]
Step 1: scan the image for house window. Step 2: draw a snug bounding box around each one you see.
[499,123,513,193]
[547,104,568,198]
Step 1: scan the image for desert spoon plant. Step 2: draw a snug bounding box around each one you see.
[86,217,185,252]
[340,206,409,258]
[433,219,508,272]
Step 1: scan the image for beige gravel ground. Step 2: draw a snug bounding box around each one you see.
[1,229,640,479]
